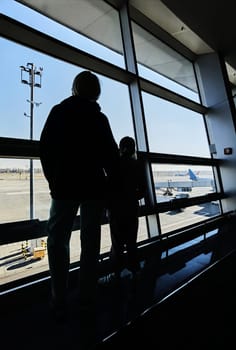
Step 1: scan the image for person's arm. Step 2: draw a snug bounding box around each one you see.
[39,105,59,183]
[99,114,122,197]
[100,114,120,176]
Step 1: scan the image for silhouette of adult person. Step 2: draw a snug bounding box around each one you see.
[108,136,146,278]
[40,70,120,320]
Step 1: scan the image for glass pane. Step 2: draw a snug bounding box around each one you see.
[1,225,108,286]
[1,237,48,285]
[34,160,51,221]
[137,216,148,242]
[98,77,134,143]
[101,224,112,255]
[0,38,133,141]
[159,201,221,234]
[0,158,52,223]
[151,163,221,235]
[2,0,125,68]
[142,92,210,157]
[152,164,217,204]
[0,158,31,223]
[100,217,148,254]
[132,22,199,102]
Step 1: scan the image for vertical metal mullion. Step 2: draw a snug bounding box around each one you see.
[119,2,160,238]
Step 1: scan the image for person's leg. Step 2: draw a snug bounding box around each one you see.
[47,199,79,305]
[109,209,126,276]
[79,199,105,305]
[125,214,140,273]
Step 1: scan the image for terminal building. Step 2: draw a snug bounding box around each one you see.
[1,1,236,348]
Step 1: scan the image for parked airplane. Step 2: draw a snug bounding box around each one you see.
[174,170,188,176]
[188,168,214,187]
[155,168,214,194]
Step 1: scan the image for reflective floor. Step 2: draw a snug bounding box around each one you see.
[1,220,236,349]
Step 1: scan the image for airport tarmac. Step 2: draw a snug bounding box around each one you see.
[0,172,219,287]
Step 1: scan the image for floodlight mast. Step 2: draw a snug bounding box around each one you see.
[20,63,43,251]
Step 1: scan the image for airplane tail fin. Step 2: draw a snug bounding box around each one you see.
[188,168,198,181]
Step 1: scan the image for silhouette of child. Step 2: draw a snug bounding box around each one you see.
[109,136,146,278]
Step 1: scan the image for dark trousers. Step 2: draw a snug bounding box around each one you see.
[46,198,105,304]
[109,199,140,274]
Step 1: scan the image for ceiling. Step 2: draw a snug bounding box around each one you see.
[161,0,236,87]
[129,0,236,87]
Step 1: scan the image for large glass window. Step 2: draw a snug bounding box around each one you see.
[132,22,199,102]
[2,0,125,68]
[142,92,210,157]
[0,32,135,286]
[1,38,72,140]
[0,38,133,141]
[1,0,224,288]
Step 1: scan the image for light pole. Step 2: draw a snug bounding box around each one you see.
[20,63,43,251]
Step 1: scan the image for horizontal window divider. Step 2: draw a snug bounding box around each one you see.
[138,151,220,166]
[0,219,44,245]
[0,137,39,158]
[140,77,207,114]
[3,194,221,244]
[0,211,109,245]
[156,192,226,213]
[139,192,225,217]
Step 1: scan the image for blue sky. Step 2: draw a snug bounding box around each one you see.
[1,0,211,169]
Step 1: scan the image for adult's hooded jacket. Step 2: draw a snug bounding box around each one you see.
[40,95,120,200]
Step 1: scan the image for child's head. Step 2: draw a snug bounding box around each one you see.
[119,136,136,157]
